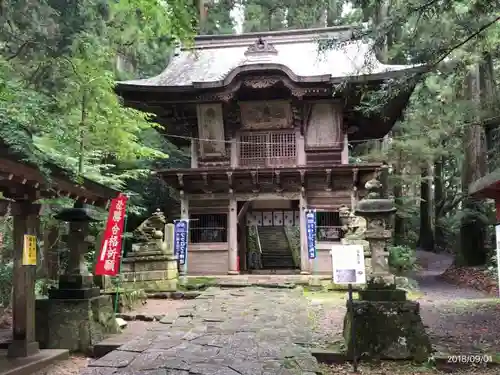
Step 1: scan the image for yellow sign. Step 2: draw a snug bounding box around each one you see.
[22,235,37,266]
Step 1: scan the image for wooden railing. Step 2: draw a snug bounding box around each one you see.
[238,131,296,167]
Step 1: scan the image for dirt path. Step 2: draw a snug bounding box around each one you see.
[414,250,487,301]
[412,251,499,356]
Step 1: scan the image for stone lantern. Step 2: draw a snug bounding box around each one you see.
[36,201,118,353]
[354,167,395,283]
[48,201,102,299]
[341,165,431,363]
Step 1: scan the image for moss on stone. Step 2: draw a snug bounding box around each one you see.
[342,300,431,363]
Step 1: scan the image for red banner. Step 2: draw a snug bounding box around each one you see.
[95,194,128,276]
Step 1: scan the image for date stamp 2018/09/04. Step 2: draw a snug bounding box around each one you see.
[447,355,492,364]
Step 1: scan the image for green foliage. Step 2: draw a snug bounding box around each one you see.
[0,0,195,219]
[388,245,417,275]
[0,261,12,307]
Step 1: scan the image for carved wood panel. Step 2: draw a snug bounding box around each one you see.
[239,100,292,130]
[306,102,343,148]
[197,103,226,159]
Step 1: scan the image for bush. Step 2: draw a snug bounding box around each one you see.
[0,261,13,307]
[388,245,416,274]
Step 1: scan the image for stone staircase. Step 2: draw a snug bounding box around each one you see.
[257,227,297,269]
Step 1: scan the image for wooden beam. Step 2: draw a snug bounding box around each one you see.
[187,192,301,201]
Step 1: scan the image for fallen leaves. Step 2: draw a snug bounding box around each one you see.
[320,361,498,374]
[440,266,498,296]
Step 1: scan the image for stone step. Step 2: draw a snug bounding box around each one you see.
[262,258,296,268]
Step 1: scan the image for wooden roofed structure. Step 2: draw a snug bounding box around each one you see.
[0,141,117,365]
[115,26,425,275]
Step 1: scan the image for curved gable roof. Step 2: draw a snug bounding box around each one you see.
[117,26,423,91]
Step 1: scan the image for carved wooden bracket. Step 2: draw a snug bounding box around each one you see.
[250,171,260,193]
[299,169,306,191]
[325,169,332,191]
[226,171,233,190]
[177,173,184,188]
[352,168,359,190]
[201,172,212,193]
[274,171,283,193]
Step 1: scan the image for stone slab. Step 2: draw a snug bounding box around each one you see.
[0,349,69,375]
[83,287,321,375]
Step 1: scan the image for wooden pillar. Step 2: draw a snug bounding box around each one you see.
[341,133,349,164]
[296,129,306,166]
[228,197,239,274]
[190,141,198,168]
[496,199,500,222]
[299,193,309,274]
[230,138,238,168]
[8,201,41,358]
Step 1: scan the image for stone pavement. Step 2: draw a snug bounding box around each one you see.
[82,287,321,375]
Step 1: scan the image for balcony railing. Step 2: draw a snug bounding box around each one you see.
[239,131,296,168]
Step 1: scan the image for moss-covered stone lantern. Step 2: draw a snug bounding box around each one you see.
[342,165,431,362]
[354,166,395,283]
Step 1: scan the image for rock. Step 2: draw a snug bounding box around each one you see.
[154,314,165,321]
[116,313,136,321]
[115,317,128,329]
[183,291,201,299]
[147,292,171,299]
[159,316,175,324]
[135,314,155,322]
[185,283,206,290]
[171,291,185,299]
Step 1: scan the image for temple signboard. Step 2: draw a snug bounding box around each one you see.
[240,100,292,130]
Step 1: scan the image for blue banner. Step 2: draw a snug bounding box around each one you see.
[306,209,317,259]
[174,220,189,266]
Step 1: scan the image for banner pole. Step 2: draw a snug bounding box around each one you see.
[113,201,128,316]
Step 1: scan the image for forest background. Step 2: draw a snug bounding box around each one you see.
[0,0,499,300]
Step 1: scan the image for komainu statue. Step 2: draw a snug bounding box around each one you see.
[338,205,367,240]
[133,209,166,243]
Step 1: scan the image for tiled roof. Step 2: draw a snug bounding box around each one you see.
[117,27,422,89]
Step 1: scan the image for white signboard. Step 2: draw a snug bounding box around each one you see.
[330,245,366,285]
[495,224,500,298]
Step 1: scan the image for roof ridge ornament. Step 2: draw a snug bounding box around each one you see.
[244,37,278,56]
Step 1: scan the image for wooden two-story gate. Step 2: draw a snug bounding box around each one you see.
[115,27,424,275]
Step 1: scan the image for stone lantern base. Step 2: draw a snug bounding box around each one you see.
[342,290,431,362]
[35,294,118,354]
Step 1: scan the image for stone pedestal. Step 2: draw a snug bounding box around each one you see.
[120,244,178,291]
[343,296,431,362]
[35,294,118,354]
[124,210,179,291]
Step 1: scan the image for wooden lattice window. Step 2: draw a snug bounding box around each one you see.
[239,131,296,167]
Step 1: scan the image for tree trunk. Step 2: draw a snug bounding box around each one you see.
[418,164,434,251]
[434,154,445,251]
[458,64,488,266]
